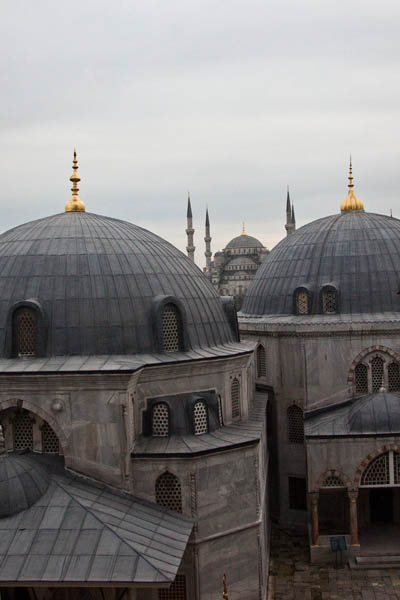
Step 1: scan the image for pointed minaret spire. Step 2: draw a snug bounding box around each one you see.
[204,206,212,274]
[186,191,195,262]
[65,150,86,212]
[340,156,364,212]
[285,186,295,235]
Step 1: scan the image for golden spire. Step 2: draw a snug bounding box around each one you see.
[241,222,246,236]
[65,150,86,212]
[222,574,228,600]
[340,157,364,212]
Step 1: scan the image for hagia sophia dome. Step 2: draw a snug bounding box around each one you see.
[242,162,400,317]
[0,153,235,357]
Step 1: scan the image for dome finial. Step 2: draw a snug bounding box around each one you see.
[241,222,246,236]
[340,156,364,212]
[65,150,86,212]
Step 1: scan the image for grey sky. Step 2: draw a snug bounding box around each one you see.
[1,0,400,265]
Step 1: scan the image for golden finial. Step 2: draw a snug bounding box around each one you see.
[65,150,86,212]
[241,222,246,236]
[222,574,228,599]
[340,157,364,212]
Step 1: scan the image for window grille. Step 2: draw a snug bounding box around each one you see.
[395,453,400,485]
[41,421,59,453]
[162,304,181,353]
[295,290,308,315]
[155,472,182,513]
[322,475,344,488]
[257,345,267,378]
[152,403,169,437]
[322,289,337,314]
[288,477,307,510]
[371,356,384,392]
[287,405,304,444]
[218,395,223,426]
[193,401,208,435]
[388,362,400,392]
[355,363,368,395]
[13,410,33,451]
[361,452,390,486]
[231,378,241,419]
[12,307,37,357]
[158,575,187,600]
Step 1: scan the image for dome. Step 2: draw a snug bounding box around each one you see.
[242,210,400,316]
[226,234,263,250]
[349,391,400,434]
[0,212,234,356]
[0,453,50,517]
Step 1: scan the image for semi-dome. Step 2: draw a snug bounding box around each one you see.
[0,211,235,356]
[0,453,50,517]
[226,234,263,250]
[242,210,400,316]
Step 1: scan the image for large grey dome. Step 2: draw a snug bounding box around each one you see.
[242,210,400,316]
[226,234,263,249]
[0,453,50,517]
[0,212,235,356]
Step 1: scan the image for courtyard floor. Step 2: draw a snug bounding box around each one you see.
[267,526,400,600]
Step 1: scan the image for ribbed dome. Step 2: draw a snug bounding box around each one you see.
[226,234,263,249]
[0,453,50,517]
[242,211,400,316]
[349,391,400,434]
[0,212,234,356]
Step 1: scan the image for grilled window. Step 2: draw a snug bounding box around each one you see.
[322,475,344,488]
[41,421,60,454]
[231,378,241,419]
[193,401,208,435]
[388,362,400,392]
[12,307,37,357]
[355,363,368,395]
[371,356,384,392]
[361,452,390,486]
[155,472,182,513]
[13,410,33,451]
[152,403,169,437]
[394,453,400,485]
[162,304,182,353]
[158,575,187,600]
[295,290,308,315]
[288,477,307,510]
[287,405,304,444]
[257,345,267,378]
[218,395,223,426]
[322,288,337,314]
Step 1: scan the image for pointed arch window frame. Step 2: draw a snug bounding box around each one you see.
[320,284,339,315]
[293,286,312,316]
[7,300,47,358]
[151,295,188,353]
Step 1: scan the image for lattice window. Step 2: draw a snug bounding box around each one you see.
[152,403,169,437]
[162,304,182,353]
[41,421,59,453]
[193,401,208,435]
[287,405,304,444]
[361,452,390,486]
[12,307,37,357]
[388,362,400,392]
[322,289,337,314]
[218,395,223,426]
[13,410,33,451]
[257,345,267,378]
[295,290,308,315]
[231,378,241,420]
[158,575,187,600]
[371,356,384,392]
[355,363,368,395]
[155,472,182,513]
[322,475,344,488]
[395,453,400,485]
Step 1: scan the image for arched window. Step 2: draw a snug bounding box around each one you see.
[162,304,183,353]
[155,472,182,512]
[231,378,241,419]
[12,307,38,357]
[41,421,59,454]
[158,575,187,600]
[152,403,169,437]
[295,289,309,315]
[388,362,400,392]
[355,363,368,395]
[257,345,267,378]
[322,287,338,314]
[361,452,390,486]
[287,405,304,444]
[13,410,33,451]
[321,475,344,488]
[371,356,384,392]
[193,401,208,435]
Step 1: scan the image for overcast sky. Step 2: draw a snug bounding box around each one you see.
[1,0,400,265]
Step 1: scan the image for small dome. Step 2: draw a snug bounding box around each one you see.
[226,234,263,250]
[349,391,400,433]
[0,453,50,517]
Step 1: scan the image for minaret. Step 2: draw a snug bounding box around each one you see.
[65,150,86,212]
[186,192,195,262]
[204,207,212,273]
[285,186,295,235]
